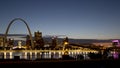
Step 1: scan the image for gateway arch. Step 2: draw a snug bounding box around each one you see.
[3,18,34,49]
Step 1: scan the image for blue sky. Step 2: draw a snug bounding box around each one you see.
[0,0,120,39]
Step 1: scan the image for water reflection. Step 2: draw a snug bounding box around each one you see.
[0,51,106,60]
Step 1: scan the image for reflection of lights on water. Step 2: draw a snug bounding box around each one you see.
[0,50,100,60]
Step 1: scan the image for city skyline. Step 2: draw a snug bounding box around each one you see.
[0,0,120,39]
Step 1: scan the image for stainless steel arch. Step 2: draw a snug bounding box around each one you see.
[3,18,34,49]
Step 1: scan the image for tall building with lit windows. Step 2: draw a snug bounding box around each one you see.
[8,38,14,47]
[34,31,42,40]
[0,36,4,47]
[51,37,57,49]
[26,35,31,49]
[34,31,44,49]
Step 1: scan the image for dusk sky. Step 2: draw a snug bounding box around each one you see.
[0,0,120,39]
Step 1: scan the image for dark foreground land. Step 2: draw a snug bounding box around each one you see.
[0,59,120,68]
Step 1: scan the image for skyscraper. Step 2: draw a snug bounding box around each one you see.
[26,35,31,49]
[34,31,44,49]
[51,37,57,49]
[0,36,4,47]
[8,38,14,47]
